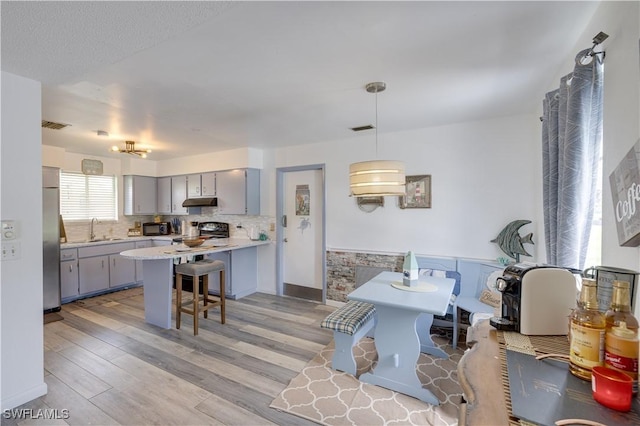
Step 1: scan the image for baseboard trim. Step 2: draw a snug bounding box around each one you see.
[2,382,47,411]
[283,283,322,302]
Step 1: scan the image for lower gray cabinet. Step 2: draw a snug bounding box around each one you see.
[134,240,152,282]
[77,242,136,297]
[60,248,79,300]
[60,260,79,299]
[79,255,110,294]
[205,246,258,299]
[109,253,136,288]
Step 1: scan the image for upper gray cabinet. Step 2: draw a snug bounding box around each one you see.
[123,175,157,215]
[187,174,201,198]
[171,175,189,215]
[157,175,188,215]
[216,169,260,215]
[157,176,172,214]
[201,172,216,196]
[185,173,216,197]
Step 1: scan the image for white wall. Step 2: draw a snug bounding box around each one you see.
[269,113,540,262]
[156,147,262,176]
[1,71,48,409]
[598,2,640,270]
[598,2,640,314]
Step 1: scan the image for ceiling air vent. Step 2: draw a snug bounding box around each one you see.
[41,120,70,130]
[351,124,374,132]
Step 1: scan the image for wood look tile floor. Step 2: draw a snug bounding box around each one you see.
[7,288,335,425]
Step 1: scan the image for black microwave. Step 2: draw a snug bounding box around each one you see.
[142,222,171,236]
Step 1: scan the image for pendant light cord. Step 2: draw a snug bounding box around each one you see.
[375,90,379,158]
[366,81,386,160]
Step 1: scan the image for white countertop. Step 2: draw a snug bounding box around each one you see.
[61,235,175,249]
[119,237,270,259]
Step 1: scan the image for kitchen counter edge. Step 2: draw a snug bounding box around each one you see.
[61,235,177,249]
[119,238,270,259]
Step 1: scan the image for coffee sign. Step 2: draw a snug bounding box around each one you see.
[609,139,640,246]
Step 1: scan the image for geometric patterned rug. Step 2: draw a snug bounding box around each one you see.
[270,335,463,425]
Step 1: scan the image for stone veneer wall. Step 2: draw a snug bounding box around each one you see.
[327,250,404,302]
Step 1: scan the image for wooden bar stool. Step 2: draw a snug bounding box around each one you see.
[175,259,225,335]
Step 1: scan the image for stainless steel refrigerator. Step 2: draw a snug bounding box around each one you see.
[43,166,61,313]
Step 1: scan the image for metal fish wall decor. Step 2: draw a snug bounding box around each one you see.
[491,219,534,262]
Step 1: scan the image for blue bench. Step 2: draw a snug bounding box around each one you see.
[321,300,376,375]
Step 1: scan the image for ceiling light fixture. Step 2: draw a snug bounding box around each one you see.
[111,141,152,158]
[349,82,406,197]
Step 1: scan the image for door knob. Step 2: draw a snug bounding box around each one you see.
[284,238,288,243]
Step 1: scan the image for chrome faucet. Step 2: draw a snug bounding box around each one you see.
[90,218,98,241]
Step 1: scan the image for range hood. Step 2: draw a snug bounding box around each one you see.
[182,197,218,207]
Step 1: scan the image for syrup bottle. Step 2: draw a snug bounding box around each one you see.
[569,278,606,380]
[605,280,639,394]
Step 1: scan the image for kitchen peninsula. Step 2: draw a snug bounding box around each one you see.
[120,237,270,329]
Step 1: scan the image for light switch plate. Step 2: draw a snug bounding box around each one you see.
[1,220,17,240]
[1,241,20,260]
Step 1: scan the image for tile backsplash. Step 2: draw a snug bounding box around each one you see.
[62,208,275,242]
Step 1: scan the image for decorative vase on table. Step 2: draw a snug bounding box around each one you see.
[403,251,418,287]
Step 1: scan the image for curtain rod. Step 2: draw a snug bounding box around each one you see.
[539,32,609,122]
[585,31,609,58]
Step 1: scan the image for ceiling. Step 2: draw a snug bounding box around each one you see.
[2,1,601,161]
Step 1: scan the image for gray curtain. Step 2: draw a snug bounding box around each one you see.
[542,48,603,270]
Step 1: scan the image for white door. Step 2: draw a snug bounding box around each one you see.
[281,169,324,301]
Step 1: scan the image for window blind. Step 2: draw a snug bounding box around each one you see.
[60,172,118,221]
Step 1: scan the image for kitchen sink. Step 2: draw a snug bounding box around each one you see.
[70,238,124,243]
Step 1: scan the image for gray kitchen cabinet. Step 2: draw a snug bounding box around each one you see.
[201,172,216,196]
[123,175,157,215]
[205,246,258,299]
[157,176,172,214]
[187,172,215,197]
[108,242,136,288]
[171,175,189,215]
[78,255,110,294]
[215,169,260,215]
[77,242,136,296]
[134,240,152,282]
[60,248,79,300]
[109,253,136,288]
[187,174,201,197]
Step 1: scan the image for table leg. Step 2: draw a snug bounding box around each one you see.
[416,313,449,358]
[359,305,440,405]
[142,258,174,329]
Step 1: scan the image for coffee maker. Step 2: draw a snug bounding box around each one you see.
[490,264,578,335]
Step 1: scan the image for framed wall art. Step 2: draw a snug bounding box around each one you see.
[295,184,310,215]
[399,174,431,209]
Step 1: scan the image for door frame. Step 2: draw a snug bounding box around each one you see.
[276,164,326,302]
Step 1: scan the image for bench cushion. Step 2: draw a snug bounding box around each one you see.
[321,301,375,336]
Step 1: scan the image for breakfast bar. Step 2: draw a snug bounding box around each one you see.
[120,238,269,329]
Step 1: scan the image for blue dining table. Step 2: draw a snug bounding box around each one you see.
[348,270,455,405]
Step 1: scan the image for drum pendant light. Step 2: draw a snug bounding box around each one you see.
[349,82,405,197]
